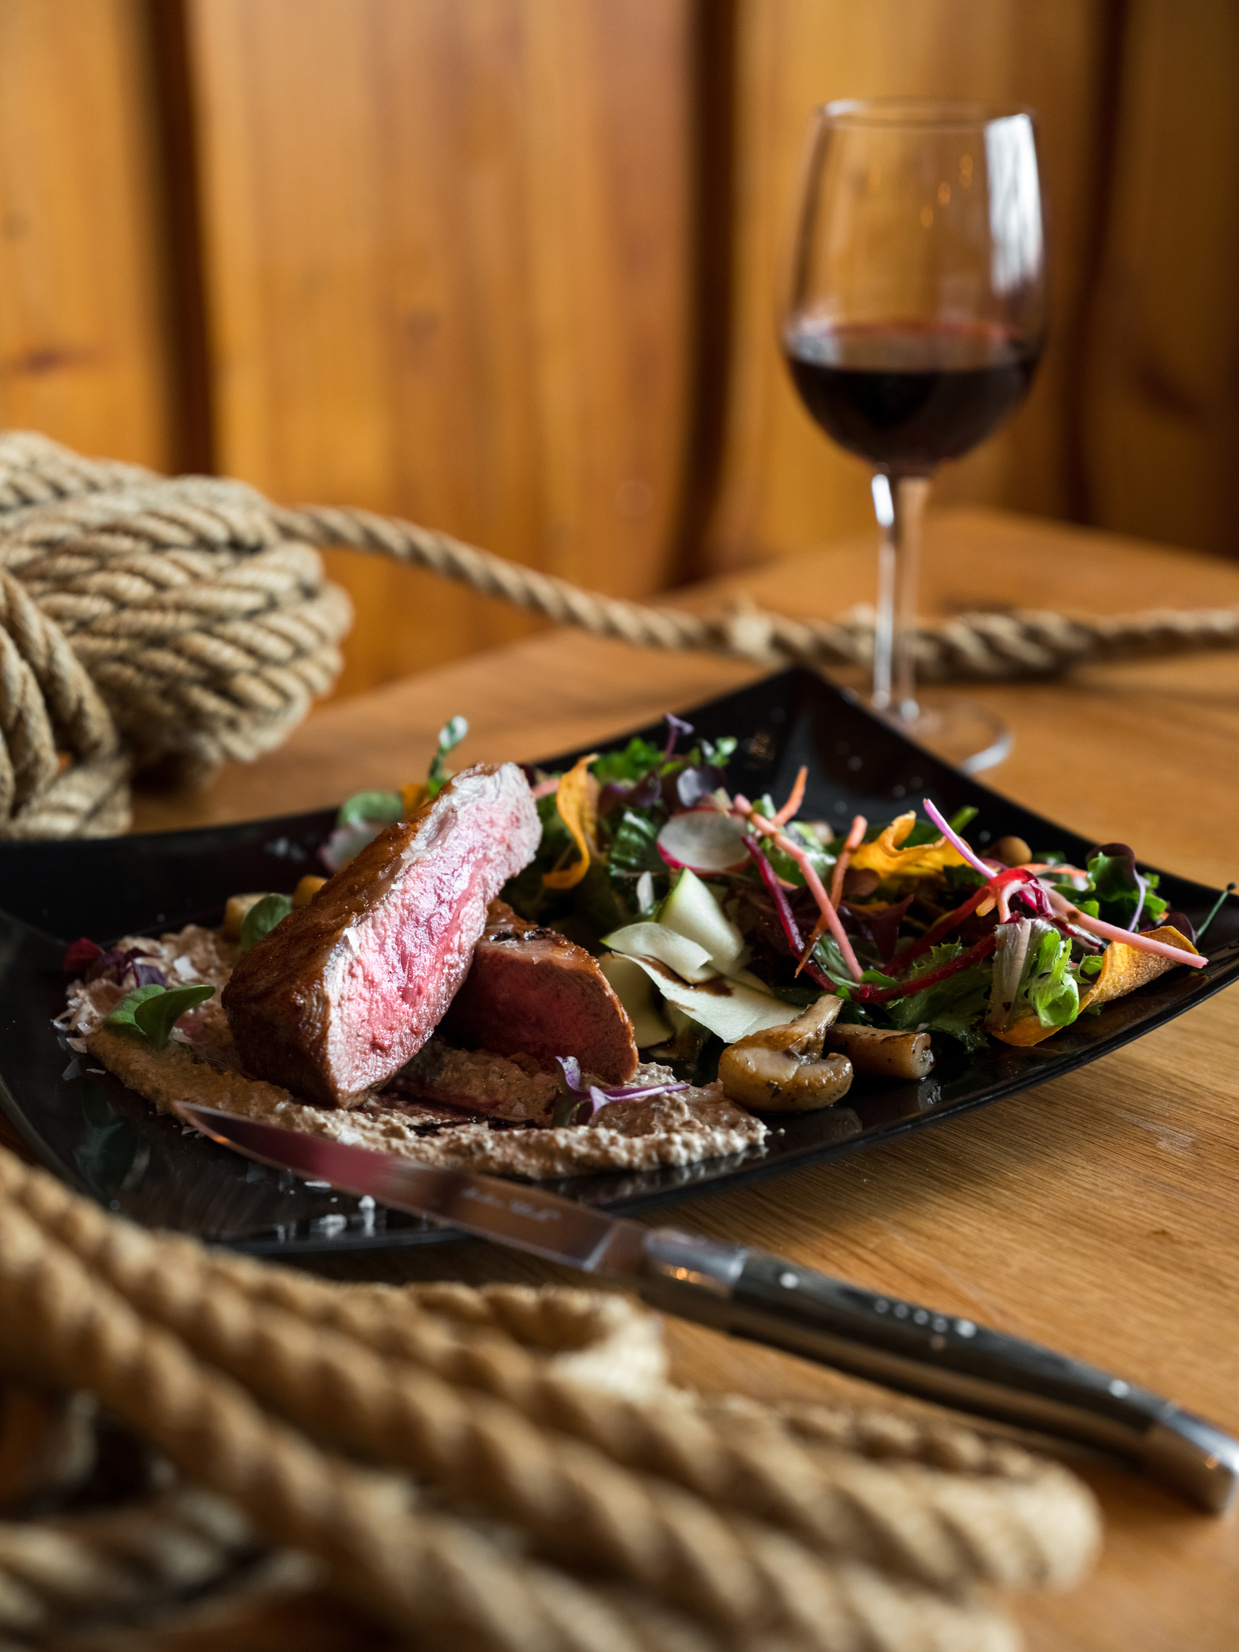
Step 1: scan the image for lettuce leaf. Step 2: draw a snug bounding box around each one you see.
[1086,847,1168,931]
[988,919,1079,1033]
[607,809,664,880]
[884,943,992,1052]
[1021,924,1080,1028]
[765,823,833,888]
[592,737,664,786]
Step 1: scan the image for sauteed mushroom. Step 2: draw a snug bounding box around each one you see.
[823,1023,934,1081]
[718,995,852,1112]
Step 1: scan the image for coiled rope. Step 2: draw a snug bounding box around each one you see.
[0,1142,1098,1650]
[3,427,1232,841]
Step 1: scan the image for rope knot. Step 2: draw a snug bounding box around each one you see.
[0,435,352,834]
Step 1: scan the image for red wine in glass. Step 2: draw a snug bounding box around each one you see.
[786,320,1042,473]
[781,100,1049,768]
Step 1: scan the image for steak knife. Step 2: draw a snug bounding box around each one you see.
[178,1102,1238,1513]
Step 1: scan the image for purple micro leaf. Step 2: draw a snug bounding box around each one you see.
[662,713,694,761]
[674,764,724,809]
[555,1055,583,1092]
[552,1054,689,1127]
[583,1085,614,1122]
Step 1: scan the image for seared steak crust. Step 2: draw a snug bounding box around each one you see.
[439,901,639,1083]
[222,764,540,1107]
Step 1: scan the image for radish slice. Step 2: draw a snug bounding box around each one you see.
[657,810,750,874]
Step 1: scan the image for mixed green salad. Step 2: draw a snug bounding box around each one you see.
[328,714,1211,1065]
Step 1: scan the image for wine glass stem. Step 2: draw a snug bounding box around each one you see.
[870,473,931,723]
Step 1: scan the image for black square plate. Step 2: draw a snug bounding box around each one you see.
[1,668,1235,1253]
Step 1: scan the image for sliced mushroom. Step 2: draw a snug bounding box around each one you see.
[823,1023,934,1080]
[718,995,852,1112]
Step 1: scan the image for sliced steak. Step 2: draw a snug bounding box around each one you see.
[222,764,540,1107]
[439,900,639,1083]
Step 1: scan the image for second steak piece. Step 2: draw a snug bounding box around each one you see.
[439,901,639,1083]
[223,764,541,1107]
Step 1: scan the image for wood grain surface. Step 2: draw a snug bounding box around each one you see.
[129,506,1239,1650]
[0,0,174,468]
[1080,0,1239,558]
[186,0,695,694]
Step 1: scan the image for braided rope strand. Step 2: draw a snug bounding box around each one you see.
[1,1149,1099,1603]
[0,428,1235,838]
[0,1170,1036,1652]
[0,1193,750,1652]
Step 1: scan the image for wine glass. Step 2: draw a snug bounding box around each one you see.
[782,99,1048,771]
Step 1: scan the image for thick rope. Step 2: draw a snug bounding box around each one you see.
[0,1143,1096,1650]
[0,429,1235,839]
[0,1488,254,1637]
[1,1155,1099,1598]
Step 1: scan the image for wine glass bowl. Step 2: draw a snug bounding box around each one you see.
[782,100,1048,766]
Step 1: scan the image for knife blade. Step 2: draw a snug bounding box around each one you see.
[178,1101,1238,1513]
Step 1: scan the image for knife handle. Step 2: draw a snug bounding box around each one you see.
[635,1229,1238,1513]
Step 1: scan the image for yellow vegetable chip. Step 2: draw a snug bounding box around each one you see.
[542,754,600,891]
[849,811,971,881]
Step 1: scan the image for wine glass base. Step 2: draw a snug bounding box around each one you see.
[873,692,1012,775]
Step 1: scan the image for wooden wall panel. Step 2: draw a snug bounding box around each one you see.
[187,0,694,696]
[0,0,174,469]
[703,0,1115,571]
[1080,0,1239,558]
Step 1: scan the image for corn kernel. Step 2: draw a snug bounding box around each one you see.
[293,874,328,908]
[222,892,268,941]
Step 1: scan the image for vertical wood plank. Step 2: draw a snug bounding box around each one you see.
[704,0,1114,571]
[0,0,174,468]
[1080,0,1239,557]
[187,0,694,695]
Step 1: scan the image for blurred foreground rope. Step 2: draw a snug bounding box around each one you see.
[0,1142,1099,1651]
[3,428,1234,839]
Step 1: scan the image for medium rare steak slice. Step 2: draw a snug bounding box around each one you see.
[222,764,540,1107]
[439,900,639,1083]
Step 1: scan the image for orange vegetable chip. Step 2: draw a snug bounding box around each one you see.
[991,923,1199,1047]
[990,1015,1064,1048]
[401,781,429,818]
[1078,925,1200,1011]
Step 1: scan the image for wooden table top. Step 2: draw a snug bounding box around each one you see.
[134,507,1239,1650]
